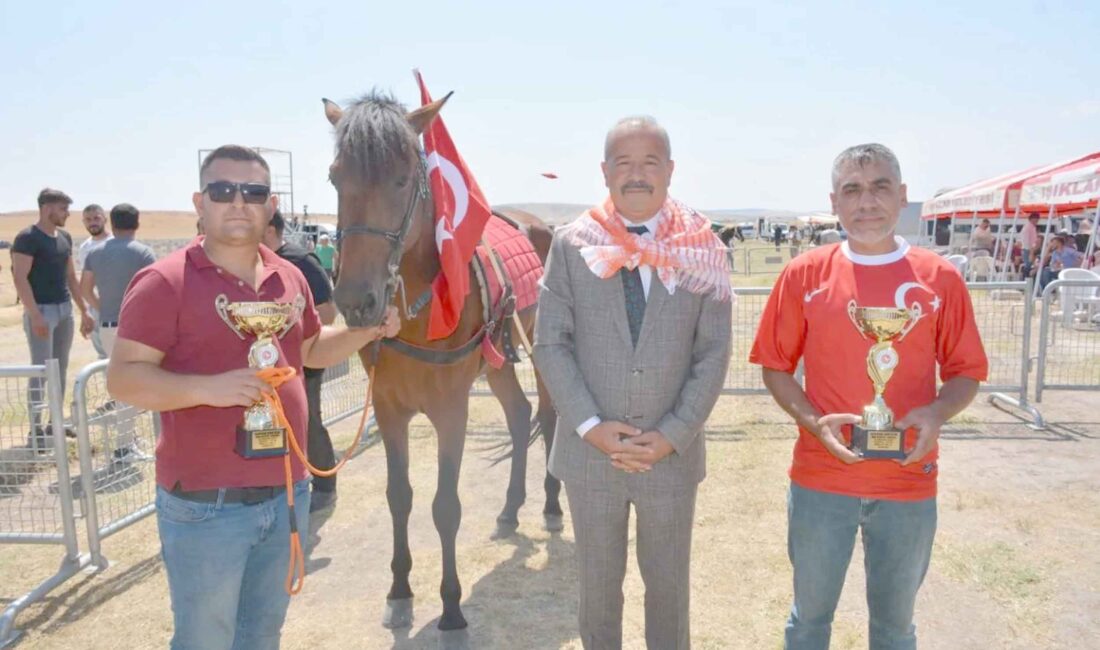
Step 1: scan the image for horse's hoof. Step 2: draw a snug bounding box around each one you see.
[383,597,414,629]
[438,628,471,650]
[491,519,518,540]
[437,609,468,631]
[543,513,564,533]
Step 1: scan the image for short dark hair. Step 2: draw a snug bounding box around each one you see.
[37,188,72,208]
[269,209,285,235]
[110,203,140,231]
[1029,212,1040,220]
[83,203,104,214]
[199,145,270,185]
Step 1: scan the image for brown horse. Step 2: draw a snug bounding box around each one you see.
[321,91,561,631]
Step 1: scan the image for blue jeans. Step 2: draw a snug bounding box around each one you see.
[157,480,310,650]
[785,482,936,650]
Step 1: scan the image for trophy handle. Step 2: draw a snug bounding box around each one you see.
[897,302,924,341]
[215,294,247,340]
[847,300,868,340]
[278,294,307,338]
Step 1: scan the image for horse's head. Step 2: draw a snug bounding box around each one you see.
[323,91,449,327]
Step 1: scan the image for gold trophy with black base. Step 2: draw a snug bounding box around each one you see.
[216,295,303,459]
[847,301,921,459]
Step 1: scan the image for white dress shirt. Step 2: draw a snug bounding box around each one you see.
[576,210,662,437]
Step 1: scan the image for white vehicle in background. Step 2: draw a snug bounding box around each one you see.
[287,222,337,247]
[739,222,757,239]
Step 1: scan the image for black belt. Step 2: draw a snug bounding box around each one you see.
[172,485,286,505]
[101,321,118,328]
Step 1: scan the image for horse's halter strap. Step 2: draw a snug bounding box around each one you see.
[336,151,431,309]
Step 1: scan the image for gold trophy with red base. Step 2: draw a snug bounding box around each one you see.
[846,301,921,459]
[215,294,304,459]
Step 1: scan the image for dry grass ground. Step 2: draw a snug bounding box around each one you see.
[0,222,1097,648]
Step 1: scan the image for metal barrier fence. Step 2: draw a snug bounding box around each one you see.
[471,282,1034,400]
[1035,278,1100,401]
[0,358,372,647]
[0,360,97,648]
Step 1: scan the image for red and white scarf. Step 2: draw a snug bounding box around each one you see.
[568,197,733,301]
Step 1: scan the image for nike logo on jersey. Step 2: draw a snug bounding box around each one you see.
[804,287,827,303]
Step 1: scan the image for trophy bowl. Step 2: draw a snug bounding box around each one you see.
[850,307,911,341]
[225,302,297,337]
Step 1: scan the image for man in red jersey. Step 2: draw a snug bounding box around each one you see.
[107,145,399,649]
[751,143,988,650]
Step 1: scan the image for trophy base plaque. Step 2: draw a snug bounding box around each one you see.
[850,425,906,460]
[236,425,287,459]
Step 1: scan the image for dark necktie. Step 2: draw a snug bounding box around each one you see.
[620,224,648,347]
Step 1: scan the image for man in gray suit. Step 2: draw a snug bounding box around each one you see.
[534,116,733,650]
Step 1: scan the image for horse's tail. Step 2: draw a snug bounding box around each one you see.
[485,414,543,467]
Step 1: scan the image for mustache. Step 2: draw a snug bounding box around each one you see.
[620,181,654,193]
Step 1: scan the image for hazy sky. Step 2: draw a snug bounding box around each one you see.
[2,1,1098,215]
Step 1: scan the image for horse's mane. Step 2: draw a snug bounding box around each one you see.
[334,90,417,183]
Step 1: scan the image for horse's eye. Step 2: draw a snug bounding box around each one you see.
[395,177,410,189]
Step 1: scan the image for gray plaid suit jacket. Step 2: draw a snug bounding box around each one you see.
[533,222,732,488]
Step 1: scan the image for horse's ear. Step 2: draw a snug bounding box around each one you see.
[322,98,343,126]
[406,91,453,135]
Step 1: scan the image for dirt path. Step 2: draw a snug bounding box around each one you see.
[3,392,1098,649]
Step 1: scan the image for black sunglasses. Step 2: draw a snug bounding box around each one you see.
[202,181,272,204]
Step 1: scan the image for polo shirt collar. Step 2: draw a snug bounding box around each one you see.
[186,236,283,284]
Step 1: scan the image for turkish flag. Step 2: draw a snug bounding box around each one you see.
[415,70,493,340]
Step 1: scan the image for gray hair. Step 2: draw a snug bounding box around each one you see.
[831,143,902,188]
[604,115,671,161]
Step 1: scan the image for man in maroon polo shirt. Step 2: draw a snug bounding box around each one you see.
[107,145,398,650]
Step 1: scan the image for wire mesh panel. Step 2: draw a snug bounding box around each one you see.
[72,361,158,545]
[0,365,76,543]
[0,361,85,649]
[1036,279,1100,399]
[726,288,772,394]
[320,358,371,427]
[966,282,1029,393]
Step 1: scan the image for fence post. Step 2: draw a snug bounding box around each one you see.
[73,360,109,570]
[46,359,81,565]
[987,279,1045,428]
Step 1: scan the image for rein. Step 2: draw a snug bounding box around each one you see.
[336,152,430,311]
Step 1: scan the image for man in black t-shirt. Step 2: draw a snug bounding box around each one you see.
[264,210,340,511]
[11,188,94,443]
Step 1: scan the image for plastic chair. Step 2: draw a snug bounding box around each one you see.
[945,254,968,276]
[1057,267,1100,325]
[966,255,996,282]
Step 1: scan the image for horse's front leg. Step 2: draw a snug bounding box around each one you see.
[425,398,470,631]
[377,402,416,629]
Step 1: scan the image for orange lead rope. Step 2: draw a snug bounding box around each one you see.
[257,365,375,595]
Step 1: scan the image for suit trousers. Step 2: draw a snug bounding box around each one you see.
[565,475,697,650]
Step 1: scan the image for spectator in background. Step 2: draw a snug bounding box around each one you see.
[1039,234,1084,290]
[969,218,995,254]
[11,188,94,447]
[789,226,803,258]
[314,233,336,279]
[80,203,156,357]
[1020,212,1041,278]
[263,209,341,512]
[78,204,112,358]
[81,203,157,469]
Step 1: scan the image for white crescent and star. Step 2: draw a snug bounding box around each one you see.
[426,152,469,230]
[894,281,940,312]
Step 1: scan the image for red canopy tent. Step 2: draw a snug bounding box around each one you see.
[1019,156,1100,291]
[919,153,1100,280]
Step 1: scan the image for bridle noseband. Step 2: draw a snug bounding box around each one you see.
[335,152,431,312]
